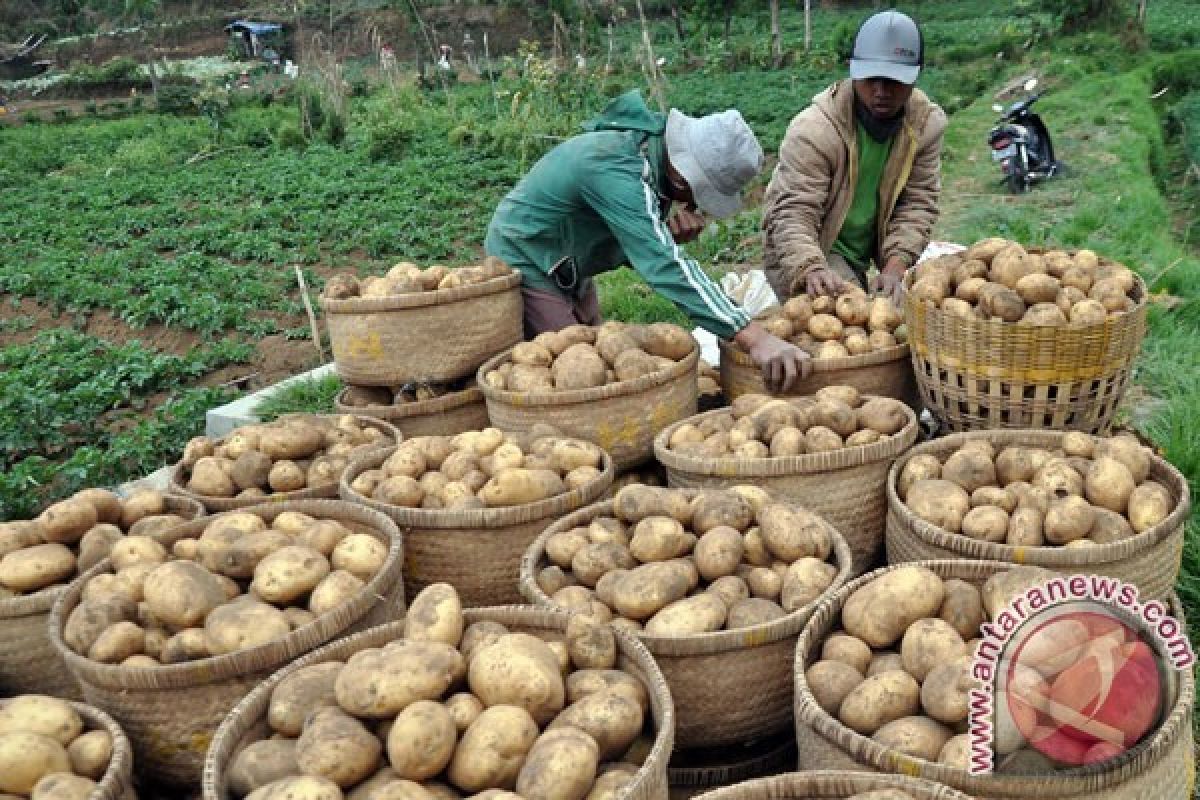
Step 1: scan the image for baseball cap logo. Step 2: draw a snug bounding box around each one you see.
[894,47,916,57]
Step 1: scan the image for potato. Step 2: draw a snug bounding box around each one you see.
[835,294,869,326]
[855,398,906,436]
[228,739,299,797]
[818,633,871,675]
[838,671,920,735]
[245,776,342,800]
[905,479,970,533]
[867,296,902,332]
[0,543,75,593]
[0,695,82,745]
[939,580,984,641]
[205,600,291,655]
[644,592,726,636]
[758,503,830,562]
[469,634,565,725]
[693,526,744,581]
[1096,436,1151,483]
[89,620,146,663]
[143,560,227,629]
[1015,273,1060,305]
[807,313,844,341]
[1032,458,1084,497]
[612,485,692,524]
[805,660,864,716]
[296,706,381,788]
[553,344,609,391]
[250,545,331,604]
[0,732,71,794]
[566,615,615,670]
[1128,481,1172,533]
[635,322,694,361]
[269,661,342,736]
[981,566,1057,619]
[628,516,692,563]
[447,705,539,792]
[1020,303,1068,326]
[721,597,783,628]
[512,342,554,368]
[872,716,955,762]
[387,700,457,781]
[1090,508,1135,543]
[549,690,643,760]
[961,506,1009,543]
[1069,298,1106,324]
[842,566,945,648]
[900,618,967,681]
[897,454,941,500]
[571,542,636,588]
[29,773,97,800]
[66,730,112,781]
[1043,495,1095,544]
[331,534,387,581]
[336,640,463,718]
[160,628,211,664]
[781,557,837,612]
[35,499,97,546]
[690,492,754,534]
[941,449,997,493]
[516,726,599,800]
[910,277,948,306]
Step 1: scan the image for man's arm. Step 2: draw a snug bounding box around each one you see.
[880,106,948,271]
[762,112,837,296]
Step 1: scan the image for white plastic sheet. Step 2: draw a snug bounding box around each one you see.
[691,271,780,366]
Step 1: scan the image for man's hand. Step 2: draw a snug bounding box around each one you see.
[805,267,845,297]
[734,321,813,394]
[668,208,706,244]
[870,256,908,306]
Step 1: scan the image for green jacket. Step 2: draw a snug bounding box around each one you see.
[485,90,751,339]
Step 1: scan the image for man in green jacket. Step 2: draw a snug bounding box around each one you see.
[485,89,812,392]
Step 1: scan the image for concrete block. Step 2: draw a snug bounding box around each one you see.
[205,363,337,438]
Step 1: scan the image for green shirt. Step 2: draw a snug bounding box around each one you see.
[485,90,751,339]
[832,121,894,271]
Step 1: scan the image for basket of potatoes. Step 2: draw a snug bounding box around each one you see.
[321,258,523,386]
[692,771,973,800]
[49,498,405,786]
[478,322,699,470]
[720,287,918,409]
[0,487,201,699]
[886,430,1190,600]
[0,694,136,800]
[203,583,675,800]
[335,379,491,439]
[171,414,399,512]
[654,388,918,575]
[904,240,1148,433]
[794,561,1194,799]
[340,428,614,606]
[520,484,852,749]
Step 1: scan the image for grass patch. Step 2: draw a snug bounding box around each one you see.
[254,373,343,421]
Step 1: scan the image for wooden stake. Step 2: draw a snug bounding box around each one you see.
[294,265,327,362]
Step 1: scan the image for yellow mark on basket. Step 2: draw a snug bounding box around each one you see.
[596,416,641,451]
[740,627,772,647]
[892,754,922,777]
[649,401,677,434]
[1012,547,1027,565]
[342,332,385,360]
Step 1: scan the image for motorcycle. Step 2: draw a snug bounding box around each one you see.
[988,78,1060,193]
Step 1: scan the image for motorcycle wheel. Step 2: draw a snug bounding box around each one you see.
[1006,168,1028,194]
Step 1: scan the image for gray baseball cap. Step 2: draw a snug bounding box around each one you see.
[849,10,923,85]
[664,108,764,219]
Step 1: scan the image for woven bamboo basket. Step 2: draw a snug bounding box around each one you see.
[654,402,920,575]
[48,499,405,787]
[794,559,1196,799]
[322,272,523,386]
[0,493,203,701]
[904,263,1148,434]
[478,343,699,470]
[885,430,1190,600]
[340,443,614,606]
[168,414,400,512]
[668,732,798,800]
[202,606,675,800]
[520,495,853,748]
[718,339,920,410]
[0,698,140,800]
[693,771,974,800]
[334,384,490,438]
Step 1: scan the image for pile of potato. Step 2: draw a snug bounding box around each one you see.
[350,429,607,511]
[697,360,721,402]
[745,287,906,361]
[322,257,513,300]
[483,322,694,392]
[0,694,117,797]
[664,387,909,459]
[225,583,657,800]
[909,239,1138,325]
[896,432,1172,547]
[179,415,391,500]
[340,379,475,408]
[803,565,1153,772]
[534,485,841,635]
[61,508,388,666]
[0,488,183,598]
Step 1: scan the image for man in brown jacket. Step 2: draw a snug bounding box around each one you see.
[763,10,947,305]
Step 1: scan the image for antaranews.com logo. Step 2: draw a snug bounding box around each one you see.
[968,573,1194,775]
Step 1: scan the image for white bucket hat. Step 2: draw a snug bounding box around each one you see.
[664,108,764,219]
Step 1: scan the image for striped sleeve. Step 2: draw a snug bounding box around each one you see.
[578,152,751,340]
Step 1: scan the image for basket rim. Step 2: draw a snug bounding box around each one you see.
[691,770,975,800]
[333,384,483,418]
[652,399,919,478]
[0,493,204,619]
[318,271,521,313]
[48,498,404,691]
[477,339,699,409]
[339,441,616,529]
[518,493,853,656]
[793,558,1195,794]
[884,429,1191,566]
[168,414,401,511]
[201,606,676,800]
[719,336,911,373]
